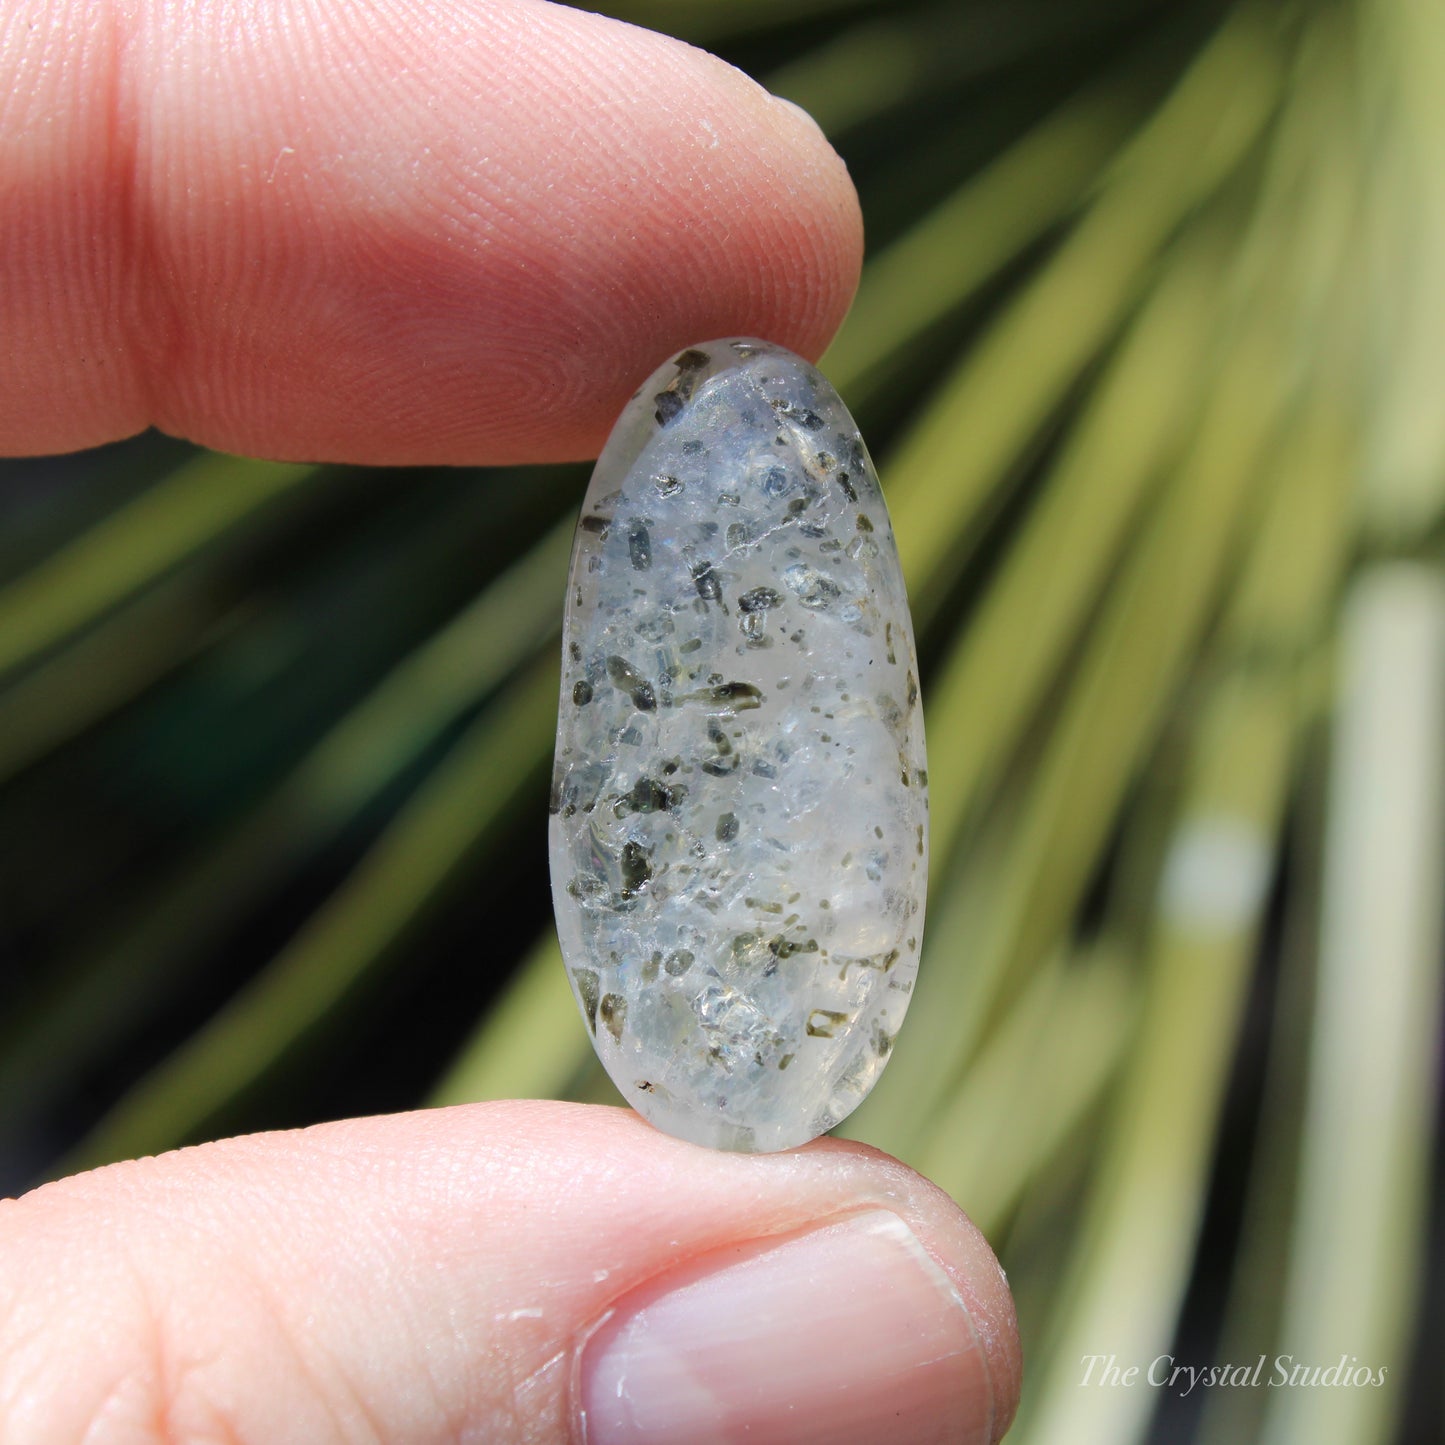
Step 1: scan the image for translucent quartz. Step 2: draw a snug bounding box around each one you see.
[549,339,928,1151]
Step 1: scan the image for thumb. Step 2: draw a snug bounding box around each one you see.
[0,1101,1019,1444]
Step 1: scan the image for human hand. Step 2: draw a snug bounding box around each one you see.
[0,3,1021,1442]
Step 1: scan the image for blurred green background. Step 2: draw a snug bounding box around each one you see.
[2,1,1441,1441]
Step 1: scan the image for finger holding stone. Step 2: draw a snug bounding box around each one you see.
[0,0,862,461]
[0,1101,1019,1445]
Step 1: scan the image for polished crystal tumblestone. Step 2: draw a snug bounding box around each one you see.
[548,339,928,1151]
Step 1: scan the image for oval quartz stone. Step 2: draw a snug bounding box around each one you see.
[549,339,927,1151]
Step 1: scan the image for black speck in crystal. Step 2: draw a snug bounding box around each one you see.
[620,841,653,899]
[607,654,656,711]
[674,347,710,371]
[856,513,874,533]
[572,680,593,706]
[769,935,818,959]
[654,474,683,497]
[762,467,789,498]
[837,471,858,502]
[716,812,739,842]
[622,777,674,814]
[664,948,694,977]
[708,680,763,710]
[770,397,825,430]
[702,719,738,775]
[599,993,627,1043]
[654,390,685,426]
[628,521,652,570]
[575,968,601,1034]
[691,560,722,602]
[738,587,782,613]
[580,514,610,537]
[782,562,840,609]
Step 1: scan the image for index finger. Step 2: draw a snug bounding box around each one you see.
[0,0,861,462]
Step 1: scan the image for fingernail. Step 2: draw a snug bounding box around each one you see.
[579,1209,994,1445]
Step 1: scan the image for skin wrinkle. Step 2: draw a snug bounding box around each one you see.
[73,1252,180,1445]
[161,1233,387,1444]
[0,3,136,445]
[110,0,172,439]
[253,1285,392,1445]
[5,1221,140,1443]
[251,1184,450,1433]
[0,0,860,460]
[363,1200,497,1439]
[206,1126,550,1439]
[59,1171,325,1443]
